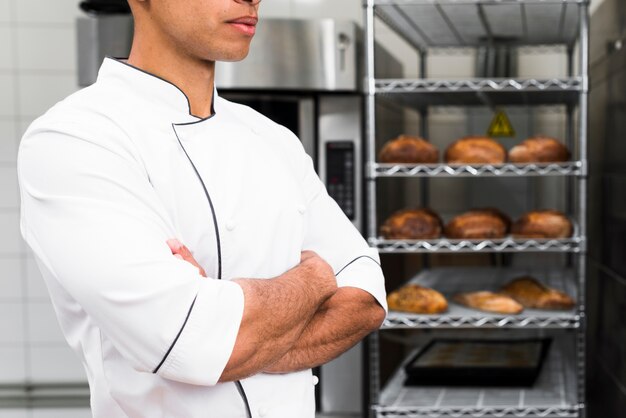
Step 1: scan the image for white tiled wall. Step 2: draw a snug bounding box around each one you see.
[1,0,88,416]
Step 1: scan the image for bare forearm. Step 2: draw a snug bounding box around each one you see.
[264,287,385,374]
[219,259,336,382]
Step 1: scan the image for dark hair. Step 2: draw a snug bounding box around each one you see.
[79,0,131,14]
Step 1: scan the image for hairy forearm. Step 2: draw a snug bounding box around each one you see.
[219,261,336,382]
[264,287,386,374]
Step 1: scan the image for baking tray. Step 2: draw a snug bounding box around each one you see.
[404,338,552,387]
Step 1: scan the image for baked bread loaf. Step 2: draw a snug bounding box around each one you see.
[453,291,524,314]
[512,210,573,239]
[380,208,442,239]
[387,284,448,314]
[379,135,439,164]
[445,136,507,164]
[500,276,575,310]
[509,136,570,163]
[444,208,511,239]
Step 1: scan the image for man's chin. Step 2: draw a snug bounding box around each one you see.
[215,47,251,63]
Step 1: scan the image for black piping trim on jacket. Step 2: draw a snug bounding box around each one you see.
[106,56,215,121]
[153,295,197,373]
[171,124,251,418]
[335,255,381,277]
[171,124,222,280]
[235,381,253,418]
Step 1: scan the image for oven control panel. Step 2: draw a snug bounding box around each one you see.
[325,141,355,220]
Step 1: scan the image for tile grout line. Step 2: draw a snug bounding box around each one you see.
[8,0,32,396]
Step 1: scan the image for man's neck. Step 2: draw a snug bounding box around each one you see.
[127,27,215,119]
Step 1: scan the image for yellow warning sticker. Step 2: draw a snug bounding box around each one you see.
[487,110,515,137]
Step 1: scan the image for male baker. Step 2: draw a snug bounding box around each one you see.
[17,0,387,417]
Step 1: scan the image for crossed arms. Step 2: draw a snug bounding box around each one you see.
[167,239,386,381]
[19,121,386,386]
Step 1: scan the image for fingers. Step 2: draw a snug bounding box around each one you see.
[168,239,192,259]
[166,238,182,252]
[300,250,318,262]
[166,238,207,278]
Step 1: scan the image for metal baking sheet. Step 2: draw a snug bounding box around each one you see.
[403,338,552,386]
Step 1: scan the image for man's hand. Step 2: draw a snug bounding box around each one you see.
[166,238,207,277]
[297,250,336,296]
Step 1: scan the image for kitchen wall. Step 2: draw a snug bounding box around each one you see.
[0,0,607,416]
[1,0,90,416]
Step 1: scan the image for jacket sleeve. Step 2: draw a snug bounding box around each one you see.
[294,134,387,313]
[17,119,244,386]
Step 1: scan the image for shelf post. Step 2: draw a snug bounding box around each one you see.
[365,0,377,245]
[577,2,590,417]
[364,2,380,417]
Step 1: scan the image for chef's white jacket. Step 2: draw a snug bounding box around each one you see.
[17,57,387,418]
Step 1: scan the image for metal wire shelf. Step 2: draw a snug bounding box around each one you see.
[374,405,581,417]
[374,338,580,417]
[374,0,583,51]
[370,236,583,253]
[383,267,579,329]
[371,161,584,178]
[374,78,583,107]
[384,315,580,329]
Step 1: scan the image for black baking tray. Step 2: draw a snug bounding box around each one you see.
[403,338,552,387]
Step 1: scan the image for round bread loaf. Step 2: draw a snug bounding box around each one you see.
[379,135,439,164]
[387,284,448,314]
[380,208,442,239]
[512,210,573,238]
[509,136,570,163]
[444,208,510,239]
[444,136,507,164]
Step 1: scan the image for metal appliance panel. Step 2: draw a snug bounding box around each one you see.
[318,95,362,229]
[77,15,133,87]
[316,96,363,415]
[216,19,358,91]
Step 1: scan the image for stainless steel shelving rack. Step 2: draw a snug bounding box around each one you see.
[363,1,589,417]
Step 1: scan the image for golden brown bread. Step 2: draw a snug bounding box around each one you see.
[453,291,524,314]
[509,136,570,163]
[380,208,442,239]
[500,276,575,310]
[387,284,448,314]
[512,210,573,239]
[379,135,439,164]
[445,136,507,164]
[444,208,511,239]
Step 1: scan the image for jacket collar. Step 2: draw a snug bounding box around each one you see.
[97,56,218,124]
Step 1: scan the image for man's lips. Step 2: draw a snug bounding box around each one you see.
[227,16,258,36]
